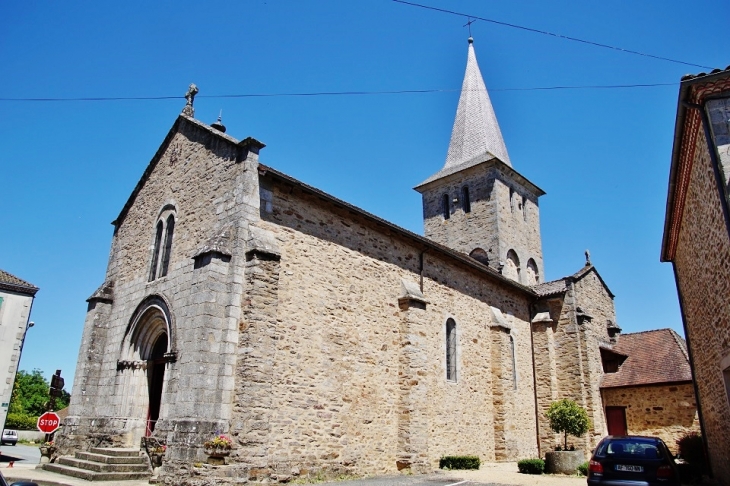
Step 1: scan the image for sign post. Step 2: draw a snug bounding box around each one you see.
[37,411,61,434]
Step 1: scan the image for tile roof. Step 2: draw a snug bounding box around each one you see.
[600,328,692,389]
[0,269,39,296]
[532,279,567,297]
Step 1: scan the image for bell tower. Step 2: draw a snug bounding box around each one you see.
[415,38,545,285]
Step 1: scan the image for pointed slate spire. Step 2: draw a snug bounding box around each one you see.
[444,37,511,168]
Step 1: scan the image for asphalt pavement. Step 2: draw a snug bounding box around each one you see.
[0,444,40,467]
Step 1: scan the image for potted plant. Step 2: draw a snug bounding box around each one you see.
[203,434,233,465]
[544,399,590,474]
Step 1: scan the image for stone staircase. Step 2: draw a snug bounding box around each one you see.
[44,447,151,481]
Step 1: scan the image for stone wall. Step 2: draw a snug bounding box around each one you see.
[420,163,543,285]
[245,174,539,477]
[533,269,614,456]
[674,128,730,484]
[60,116,258,457]
[602,383,700,453]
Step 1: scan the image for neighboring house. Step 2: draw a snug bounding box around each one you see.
[0,269,39,430]
[54,38,653,484]
[662,65,730,484]
[600,329,699,452]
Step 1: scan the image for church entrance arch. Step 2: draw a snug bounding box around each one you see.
[119,295,174,440]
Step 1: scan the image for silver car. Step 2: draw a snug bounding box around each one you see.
[0,430,17,446]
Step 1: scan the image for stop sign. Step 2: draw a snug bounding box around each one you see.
[37,411,61,434]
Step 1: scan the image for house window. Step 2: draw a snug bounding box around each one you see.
[446,318,457,381]
[442,194,450,220]
[462,186,471,213]
[149,209,176,281]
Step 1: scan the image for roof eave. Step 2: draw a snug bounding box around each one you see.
[260,164,538,297]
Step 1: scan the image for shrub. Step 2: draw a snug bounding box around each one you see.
[577,461,589,476]
[517,458,544,475]
[439,456,480,470]
[676,431,707,481]
[5,412,39,430]
[545,399,590,450]
[676,432,704,465]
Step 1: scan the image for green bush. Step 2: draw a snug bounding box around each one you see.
[545,399,590,450]
[517,458,544,475]
[577,461,589,476]
[439,456,480,470]
[5,412,39,430]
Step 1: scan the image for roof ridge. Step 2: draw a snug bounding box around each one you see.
[668,328,690,363]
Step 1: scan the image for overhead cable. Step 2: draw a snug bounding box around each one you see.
[392,0,715,70]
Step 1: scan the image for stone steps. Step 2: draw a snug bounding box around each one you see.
[43,446,151,481]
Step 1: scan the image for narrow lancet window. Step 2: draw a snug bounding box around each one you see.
[159,214,175,277]
[442,194,450,220]
[462,186,471,213]
[446,318,457,381]
[149,221,163,282]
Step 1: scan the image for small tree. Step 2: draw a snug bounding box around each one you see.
[546,399,590,450]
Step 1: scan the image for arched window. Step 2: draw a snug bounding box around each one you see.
[149,221,163,282]
[446,318,457,381]
[149,208,176,281]
[469,248,489,266]
[510,335,518,388]
[504,249,520,282]
[522,196,527,221]
[159,214,175,277]
[462,186,471,213]
[442,194,450,220]
[526,258,539,284]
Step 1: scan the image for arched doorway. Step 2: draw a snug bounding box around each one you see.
[120,295,173,442]
[146,333,167,435]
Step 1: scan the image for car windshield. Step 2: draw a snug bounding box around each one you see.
[598,438,664,459]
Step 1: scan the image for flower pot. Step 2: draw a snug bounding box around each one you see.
[545,450,586,474]
[39,446,55,464]
[204,446,231,465]
[149,453,164,469]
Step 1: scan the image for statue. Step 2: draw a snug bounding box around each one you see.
[585,249,591,266]
[182,83,199,117]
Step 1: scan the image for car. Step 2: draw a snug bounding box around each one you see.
[0,430,17,446]
[0,469,38,486]
[587,435,680,486]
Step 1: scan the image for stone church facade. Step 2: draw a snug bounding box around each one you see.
[57,39,624,483]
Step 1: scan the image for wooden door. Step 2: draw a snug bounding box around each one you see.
[605,406,627,436]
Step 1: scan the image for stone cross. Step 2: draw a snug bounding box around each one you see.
[182,83,199,117]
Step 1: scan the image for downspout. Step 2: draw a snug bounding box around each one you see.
[528,298,541,458]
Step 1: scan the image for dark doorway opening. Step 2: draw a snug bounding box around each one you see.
[606,406,627,436]
[146,334,167,436]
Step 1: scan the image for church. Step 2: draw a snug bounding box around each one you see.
[55,38,624,483]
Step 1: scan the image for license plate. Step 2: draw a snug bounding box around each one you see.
[616,464,643,472]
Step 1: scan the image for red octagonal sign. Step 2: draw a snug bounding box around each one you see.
[37,411,61,434]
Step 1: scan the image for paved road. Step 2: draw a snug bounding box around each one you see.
[334,474,512,486]
[0,444,40,466]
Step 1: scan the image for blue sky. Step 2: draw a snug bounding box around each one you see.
[2,1,728,389]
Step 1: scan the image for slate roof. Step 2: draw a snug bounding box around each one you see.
[530,264,614,298]
[601,328,692,389]
[0,269,39,296]
[443,38,511,169]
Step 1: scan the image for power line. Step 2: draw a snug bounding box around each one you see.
[392,0,715,71]
[0,83,678,103]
